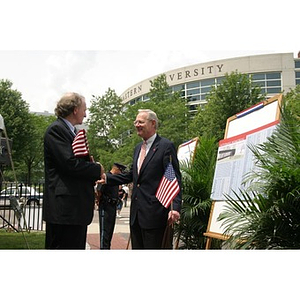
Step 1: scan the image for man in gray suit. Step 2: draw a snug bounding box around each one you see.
[43,92,103,249]
[101,109,182,249]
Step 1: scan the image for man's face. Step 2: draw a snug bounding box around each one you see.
[134,112,156,140]
[74,98,87,125]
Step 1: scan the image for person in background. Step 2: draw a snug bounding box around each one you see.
[96,162,127,249]
[116,185,125,218]
[43,92,103,250]
[121,184,129,207]
[100,109,182,249]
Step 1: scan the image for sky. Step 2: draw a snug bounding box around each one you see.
[2,49,297,114]
[0,0,298,117]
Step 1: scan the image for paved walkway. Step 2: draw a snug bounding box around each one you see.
[86,200,131,250]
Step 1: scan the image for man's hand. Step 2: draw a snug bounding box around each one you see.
[168,210,180,225]
[96,172,106,186]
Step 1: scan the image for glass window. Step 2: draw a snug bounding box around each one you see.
[216,77,225,85]
[295,72,300,78]
[266,73,281,80]
[187,89,200,96]
[187,95,200,102]
[267,87,282,94]
[252,81,265,87]
[201,78,215,86]
[187,82,199,89]
[173,84,184,92]
[296,79,300,85]
[201,86,212,94]
[267,80,281,87]
[252,73,265,80]
[295,60,300,68]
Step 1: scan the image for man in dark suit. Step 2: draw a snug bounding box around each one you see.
[102,109,182,249]
[43,92,103,249]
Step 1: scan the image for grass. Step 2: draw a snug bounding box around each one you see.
[0,229,45,249]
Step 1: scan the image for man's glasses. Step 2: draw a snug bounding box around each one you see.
[133,120,146,126]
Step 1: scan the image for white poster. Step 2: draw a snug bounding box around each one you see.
[177,138,198,165]
[211,121,279,200]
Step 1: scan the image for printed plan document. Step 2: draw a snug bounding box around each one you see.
[211,120,279,200]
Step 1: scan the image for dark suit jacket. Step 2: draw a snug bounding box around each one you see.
[106,134,182,229]
[43,117,101,226]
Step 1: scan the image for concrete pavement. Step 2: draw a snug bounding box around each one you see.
[86,200,131,250]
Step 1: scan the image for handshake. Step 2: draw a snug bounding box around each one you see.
[94,165,107,207]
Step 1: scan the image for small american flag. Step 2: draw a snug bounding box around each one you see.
[156,162,180,208]
[72,129,90,157]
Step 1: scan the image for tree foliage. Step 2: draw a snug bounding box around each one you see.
[285,84,300,121]
[0,79,56,183]
[0,80,32,158]
[0,79,32,182]
[188,71,264,141]
[148,74,189,148]
[86,88,123,169]
[21,114,56,183]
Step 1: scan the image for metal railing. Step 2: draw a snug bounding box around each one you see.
[0,183,44,232]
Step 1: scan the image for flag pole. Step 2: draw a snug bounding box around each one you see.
[169,155,174,213]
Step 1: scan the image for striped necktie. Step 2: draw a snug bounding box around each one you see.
[138,141,147,173]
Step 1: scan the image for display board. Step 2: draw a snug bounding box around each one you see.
[204,94,282,248]
[174,137,199,249]
[177,137,199,166]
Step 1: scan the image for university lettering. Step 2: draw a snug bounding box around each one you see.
[168,64,224,82]
[122,63,225,101]
[122,84,142,100]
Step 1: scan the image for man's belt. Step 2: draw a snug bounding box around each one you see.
[103,195,118,205]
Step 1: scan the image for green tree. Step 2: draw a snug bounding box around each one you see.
[148,74,189,148]
[189,71,264,141]
[87,88,124,169]
[0,79,32,182]
[285,84,300,121]
[21,114,56,184]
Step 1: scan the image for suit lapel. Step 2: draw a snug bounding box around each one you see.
[138,135,161,176]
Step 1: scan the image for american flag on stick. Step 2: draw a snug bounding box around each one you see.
[72,129,90,157]
[156,162,180,208]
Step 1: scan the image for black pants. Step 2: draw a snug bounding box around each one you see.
[99,201,117,249]
[45,223,87,250]
[130,215,168,249]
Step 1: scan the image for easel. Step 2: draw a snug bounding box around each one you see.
[0,114,29,244]
[204,94,282,249]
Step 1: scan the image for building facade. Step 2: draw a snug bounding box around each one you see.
[120,52,300,114]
